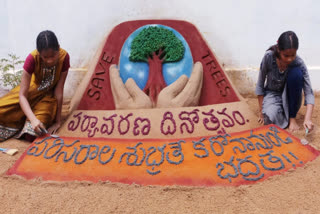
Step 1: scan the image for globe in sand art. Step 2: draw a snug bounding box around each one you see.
[119,24,193,90]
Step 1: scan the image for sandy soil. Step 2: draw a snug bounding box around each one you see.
[1,96,319,214]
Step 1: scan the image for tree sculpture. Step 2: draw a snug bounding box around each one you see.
[129,26,185,103]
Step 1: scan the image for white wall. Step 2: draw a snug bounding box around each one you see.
[1,0,319,93]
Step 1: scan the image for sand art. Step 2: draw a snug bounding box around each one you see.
[58,101,258,139]
[73,20,241,111]
[7,125,319,186]
[6,20,320,186]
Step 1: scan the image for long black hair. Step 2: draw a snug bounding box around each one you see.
[36,30,60,53]
[267,31,299,58]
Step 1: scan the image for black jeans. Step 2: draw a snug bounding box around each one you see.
[287,66,303,118]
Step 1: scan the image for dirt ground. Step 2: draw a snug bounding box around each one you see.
[1,96,320,214]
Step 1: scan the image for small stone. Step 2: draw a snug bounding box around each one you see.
[301,138,309,145]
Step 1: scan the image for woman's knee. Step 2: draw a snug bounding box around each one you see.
[287,67,303,117]
[287,67,303,85]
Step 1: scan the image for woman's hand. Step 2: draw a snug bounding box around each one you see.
[303,104,314,133]
[30,118,46,135]
[258,112,264,124]
[303,119,314,133]
[48,122,61,134]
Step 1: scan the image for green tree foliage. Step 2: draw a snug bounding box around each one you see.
[0,54,24,89]
[129,26,184,63]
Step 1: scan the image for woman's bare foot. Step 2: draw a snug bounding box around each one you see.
[288,118,300,132]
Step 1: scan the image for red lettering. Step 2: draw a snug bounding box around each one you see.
[211,71,223,80]
[91,78,104,89]
[220,86,230,97]
[101,52,114,63]
[201,50,211,59]
[87,88,101,100]
[202,50,232,99]
[206,60,217,69]
[96,62,107,75]
[216,79,227,88]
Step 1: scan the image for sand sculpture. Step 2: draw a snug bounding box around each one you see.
[7,20,319,186]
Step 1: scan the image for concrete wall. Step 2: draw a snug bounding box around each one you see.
[1,0,319,98]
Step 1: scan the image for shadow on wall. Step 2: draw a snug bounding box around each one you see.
[225,68,258,98]
[63,68,87,100]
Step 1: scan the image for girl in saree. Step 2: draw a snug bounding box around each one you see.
[0,30,70,142]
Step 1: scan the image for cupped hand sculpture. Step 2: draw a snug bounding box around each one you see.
[109,62,203,109]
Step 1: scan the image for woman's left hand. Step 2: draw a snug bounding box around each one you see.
[303,119,314,133]
[48,122,61,134]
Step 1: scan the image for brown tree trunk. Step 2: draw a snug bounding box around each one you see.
[143,51,166,104]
